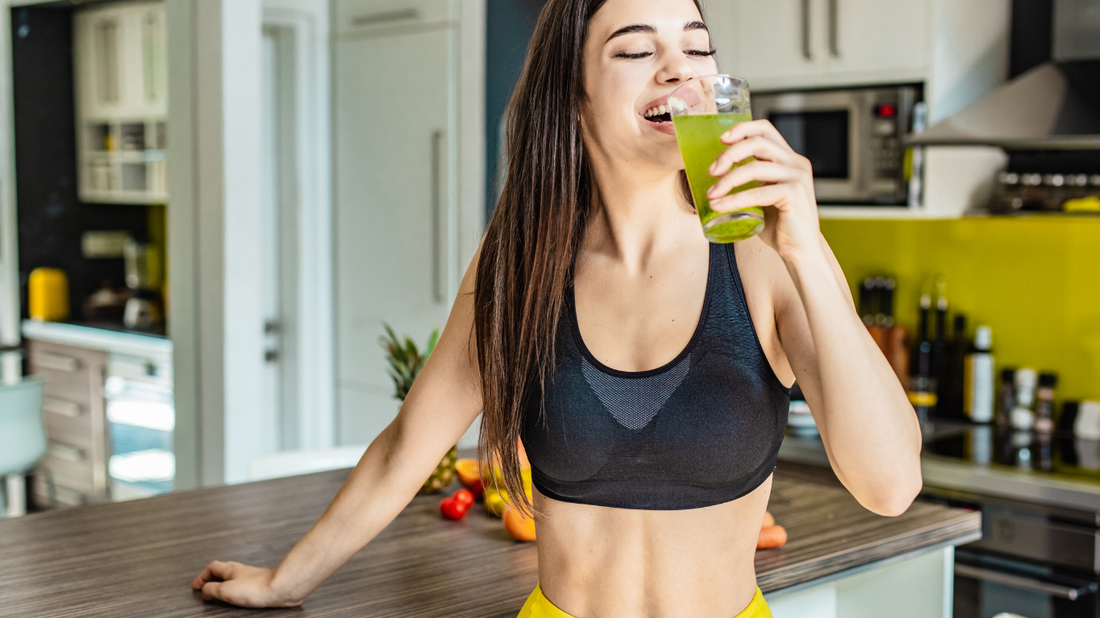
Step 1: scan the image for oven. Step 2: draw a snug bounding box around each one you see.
[752,84,922,205]
[921,426,1100,618]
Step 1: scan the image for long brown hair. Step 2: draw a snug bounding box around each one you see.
[475,0,704,518]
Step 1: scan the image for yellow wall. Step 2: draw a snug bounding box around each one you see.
[820,217,1100,404]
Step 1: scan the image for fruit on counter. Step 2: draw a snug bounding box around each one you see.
[503,504,537,542]
[757,525,788,549]
[421,445,458,493]
[453,489,475,509]
[484,488,509,517]
[455,458,481,486]
[440,493,470,520]
[762,511,775,528]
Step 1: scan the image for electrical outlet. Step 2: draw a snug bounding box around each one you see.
[82,231,130,259]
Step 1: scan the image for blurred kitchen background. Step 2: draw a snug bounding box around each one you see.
[0,0,1098,616]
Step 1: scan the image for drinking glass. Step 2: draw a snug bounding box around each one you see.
[668,74,764,243]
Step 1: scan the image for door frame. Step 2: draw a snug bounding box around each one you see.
[261,3,335,453]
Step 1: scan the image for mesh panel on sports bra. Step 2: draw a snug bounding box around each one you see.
[521,241,791,510]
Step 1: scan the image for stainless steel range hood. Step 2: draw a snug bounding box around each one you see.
[909,0,1100,150]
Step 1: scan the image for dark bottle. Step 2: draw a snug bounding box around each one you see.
[939,314,968,419]
[996,368,1017,429]
[1034,372,1058,434]
[931,276,948,417]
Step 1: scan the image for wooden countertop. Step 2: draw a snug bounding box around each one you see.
[0,458,980,617]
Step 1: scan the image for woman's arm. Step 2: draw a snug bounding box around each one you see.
[706,121,922,517]
[192,244,486,607]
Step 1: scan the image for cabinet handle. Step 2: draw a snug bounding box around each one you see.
[352,9,419,28]
[48,441,86,463]
[44,397,83,418]
[35,352,81,373]
[800,0,812,61]
[94,19,120,105]
[431,130,445,304]
[142,11,161,103]
[828,0,839,58]
[955,564,1095,601]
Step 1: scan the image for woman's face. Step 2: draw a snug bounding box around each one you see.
[581,0,718,172]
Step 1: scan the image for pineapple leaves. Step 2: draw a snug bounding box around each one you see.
[379,322,442,401]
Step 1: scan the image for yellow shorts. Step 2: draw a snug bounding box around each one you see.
[517,582,772,618]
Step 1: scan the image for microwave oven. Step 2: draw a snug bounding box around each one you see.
[752,85,922,205]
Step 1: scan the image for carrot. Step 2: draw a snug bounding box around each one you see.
[762,511,775,528]
[757,525,788,549]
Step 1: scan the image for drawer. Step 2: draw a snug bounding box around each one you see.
[40,446,95,488]
[32,474,89,507]
[42,408,94,451]
[107,354,172,388]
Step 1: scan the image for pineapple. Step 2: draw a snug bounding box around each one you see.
[380,322,457,493]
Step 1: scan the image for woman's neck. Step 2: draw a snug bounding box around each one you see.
[584,159,699,274]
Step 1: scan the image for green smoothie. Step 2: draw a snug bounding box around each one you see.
[672,112,764,243]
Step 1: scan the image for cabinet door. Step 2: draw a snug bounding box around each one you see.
[334,25,455,445]
[827,0,928,80]
[735,0,829,89]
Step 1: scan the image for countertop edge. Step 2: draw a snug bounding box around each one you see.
[756,510,982,593]
[778,435,1100,513]
[21,319,172,360]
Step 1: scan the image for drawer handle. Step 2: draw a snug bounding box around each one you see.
[44,398,84,418]
[352,8,419,27]
[955,564,1096,601]
[48,442,86,463]
[36,352,81,373]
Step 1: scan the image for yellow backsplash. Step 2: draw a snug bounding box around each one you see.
[820,216,1100,404]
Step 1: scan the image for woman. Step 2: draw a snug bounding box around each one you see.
[191,0,923,615]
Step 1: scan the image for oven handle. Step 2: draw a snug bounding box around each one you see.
[955,564,1095,601]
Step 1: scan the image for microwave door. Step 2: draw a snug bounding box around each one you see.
[755,92,862,203]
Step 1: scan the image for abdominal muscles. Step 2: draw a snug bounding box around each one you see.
[532,476,771,618]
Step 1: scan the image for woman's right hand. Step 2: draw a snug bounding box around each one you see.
[191,560,303,608]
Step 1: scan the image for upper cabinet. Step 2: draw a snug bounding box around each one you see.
[73,1,168,204]
[715,0,929,92]
[74,1,167,119]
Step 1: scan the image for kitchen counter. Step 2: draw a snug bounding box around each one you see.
[21,319,171,362]
[0,449,979,617]
[780,423,1100,515]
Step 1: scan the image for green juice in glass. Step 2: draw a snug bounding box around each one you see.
[672,112,764,243]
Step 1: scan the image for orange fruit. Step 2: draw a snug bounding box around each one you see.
[455,459,481,488]
[503,504,536,542]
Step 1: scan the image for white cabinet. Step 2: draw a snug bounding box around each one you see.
[715,0,929,92]
[73,1,169,204]
[333,0,469,445]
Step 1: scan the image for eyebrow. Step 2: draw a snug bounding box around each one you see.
[605,21,709,44]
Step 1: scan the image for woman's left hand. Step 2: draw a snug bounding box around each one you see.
[705,119,820,261]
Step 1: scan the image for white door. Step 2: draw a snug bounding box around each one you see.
[827,0,928,78]
[260,25,300,452]
[734,0,829,86]
[334,25,455,445]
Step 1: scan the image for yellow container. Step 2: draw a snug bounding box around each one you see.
[28,268,69,322]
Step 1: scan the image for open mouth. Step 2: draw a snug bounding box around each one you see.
[643,104,672,124]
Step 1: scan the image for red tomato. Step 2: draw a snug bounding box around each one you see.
[453,489,475,508]
[439,497,468,520]
[468,478,484,499]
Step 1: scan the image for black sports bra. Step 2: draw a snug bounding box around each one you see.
[521,242,791,510]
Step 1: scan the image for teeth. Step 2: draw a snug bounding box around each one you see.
[644,104,669,118]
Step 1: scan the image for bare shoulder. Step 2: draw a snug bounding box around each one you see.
[732,237,797,386]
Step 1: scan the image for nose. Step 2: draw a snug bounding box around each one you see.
[655,50,696,85]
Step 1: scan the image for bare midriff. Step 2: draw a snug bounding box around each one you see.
[531,475,772,618]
